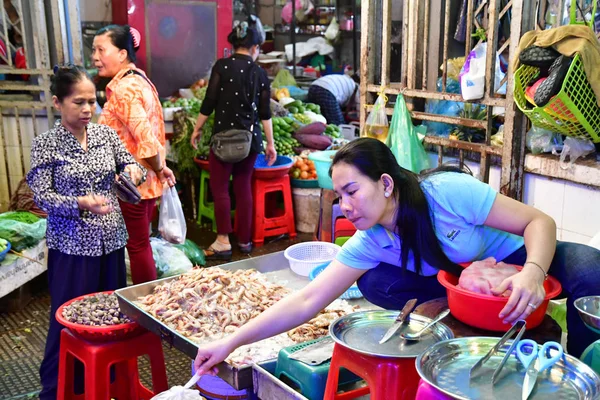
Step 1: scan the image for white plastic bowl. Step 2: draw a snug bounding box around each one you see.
[283,241,341,277]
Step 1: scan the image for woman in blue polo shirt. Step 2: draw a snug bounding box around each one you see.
[194,138,600,375]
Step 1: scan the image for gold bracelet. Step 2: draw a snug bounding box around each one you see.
[525,261,548,279]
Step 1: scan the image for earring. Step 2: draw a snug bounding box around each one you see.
[384,191,390,198]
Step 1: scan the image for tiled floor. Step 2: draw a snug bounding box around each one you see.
[0,221,312,399]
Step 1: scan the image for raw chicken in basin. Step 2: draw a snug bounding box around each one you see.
[457,257,519,296]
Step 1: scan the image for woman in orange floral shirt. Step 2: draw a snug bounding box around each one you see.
[93,24,176,284]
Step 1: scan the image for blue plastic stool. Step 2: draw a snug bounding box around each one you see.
[581,340,600,376]
[275,338,361,400]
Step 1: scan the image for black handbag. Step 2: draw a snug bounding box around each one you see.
[210,67,260,163]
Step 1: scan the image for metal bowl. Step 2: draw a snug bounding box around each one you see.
[575,296,600,334]
[416,337,600,399]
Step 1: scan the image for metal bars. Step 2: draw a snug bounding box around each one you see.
[360,0,534,199]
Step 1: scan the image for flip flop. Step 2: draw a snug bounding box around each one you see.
[534,55,572,107]
[204,246,232,261]
[519,45,560,68]
[239,242,253,254]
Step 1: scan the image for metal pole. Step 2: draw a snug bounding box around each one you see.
[292,0,297,76]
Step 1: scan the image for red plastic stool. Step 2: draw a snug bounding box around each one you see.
[57,329,168,400]
[324,343,420,400]
[252,174,297,247]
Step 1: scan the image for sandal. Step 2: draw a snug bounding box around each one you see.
[239,242,253,254]
[519,45,560,68]
[204,245,232,261]
[534,55,572,107]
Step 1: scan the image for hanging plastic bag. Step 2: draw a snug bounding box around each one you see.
[459,42,506,100]
[559,137,596,169]
[158,186,187,244]
[386,94,431,174]
[151,373,203,399]
[325,17,340,41]
[150,238,193,278]
[526,126,563,155]
[364,91,389,142]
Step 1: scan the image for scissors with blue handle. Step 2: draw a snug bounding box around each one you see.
[517,339,564,400]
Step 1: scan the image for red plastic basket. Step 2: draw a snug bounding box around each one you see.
[56,291,143,342]
[193,157,210,172]
[437,264,562,332]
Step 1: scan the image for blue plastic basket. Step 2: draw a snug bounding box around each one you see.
[0,240,10,263]
[309,261,363,299]
[254,154,293,179]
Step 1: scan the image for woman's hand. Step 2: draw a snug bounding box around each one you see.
[491,266,546,324]
[158,166,177,187]
[78,194,113,215]
[191,129,201,150]
[265,143,277,166]
[124,164,144,185]
[194,336,237,376]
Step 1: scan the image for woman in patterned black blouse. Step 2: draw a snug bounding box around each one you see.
[27,65,144,400]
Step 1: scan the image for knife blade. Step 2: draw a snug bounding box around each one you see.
[522,363,539,400]
[379,298,418,344]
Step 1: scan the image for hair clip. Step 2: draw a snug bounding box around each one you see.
[129,27,141,48]
[53,65,59,74]
[236,21,248,39]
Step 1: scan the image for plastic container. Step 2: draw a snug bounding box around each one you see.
[0,240,10,262]
[308,150,337,190]
[254,154,293,179]
[437,264,562,331]
[309,261,362,299]
[284,241,341,276]
[338,124,358,141]
[55,291,143,342]
[291,178,320,188]
[191,361,251,399]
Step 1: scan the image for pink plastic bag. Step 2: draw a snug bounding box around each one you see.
[281,0,303,24]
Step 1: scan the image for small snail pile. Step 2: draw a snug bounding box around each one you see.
[62,293,131,326]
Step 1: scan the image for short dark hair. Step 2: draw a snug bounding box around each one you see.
[227,25,262,50]
[330,138,466,277]
[51,64,91,101]
[96,24,138,63]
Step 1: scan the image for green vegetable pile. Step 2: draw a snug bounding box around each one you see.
[325,124,342,139]
[284,99,320,115]
[171,110,214,177]
[262,117,301,156]
[0,211,46,251]
[0,211,40,224]
[162,98,202,115]
[0,238,8,253]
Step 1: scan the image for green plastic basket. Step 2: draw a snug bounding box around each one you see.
[513,0,600,143]
[514,54,600,143]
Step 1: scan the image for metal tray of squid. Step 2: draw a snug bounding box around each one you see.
[113,274,259,386]
[115,251,371,390]
[416,337,600,399]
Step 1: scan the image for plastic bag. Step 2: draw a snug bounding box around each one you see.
[151,373,203,399]
[386,94,431,173]
[174,239,206,266]
[158,187,187,244]
[0,212,47,251]
[151,238,193,278]
[526,126,563,155]
[364,93,389,142]
[325,17,340,41]
[272,70,297,89]
[559,137,596,169]
[423,78,463,137]
[459,42,506,100]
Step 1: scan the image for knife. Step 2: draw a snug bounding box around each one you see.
[379,298,418,344]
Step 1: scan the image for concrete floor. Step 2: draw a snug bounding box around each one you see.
[0,220,313,400]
